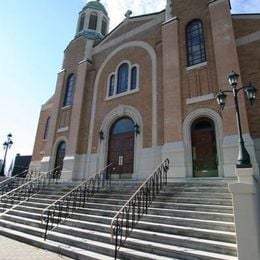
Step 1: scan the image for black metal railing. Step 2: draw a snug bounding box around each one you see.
[0,168,42,195]
[41,163,113,240]
[110,158,170,259]
[0,167,60,210]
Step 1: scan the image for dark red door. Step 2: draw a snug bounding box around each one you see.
[191,119,218,177]
[108,132,134,175]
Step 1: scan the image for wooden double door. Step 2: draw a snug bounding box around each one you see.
[108,131,135,176]
[191,119,218,177]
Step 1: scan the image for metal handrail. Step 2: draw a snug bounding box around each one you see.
[41,163,113,240]
[0,168,42,195]
[0,170,28,195]
[0,167,60,209]
[110,158,170,259]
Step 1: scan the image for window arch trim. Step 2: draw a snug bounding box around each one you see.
[106,60,139,100]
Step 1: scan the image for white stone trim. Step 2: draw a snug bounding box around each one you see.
[236,30,260,47]
[57,126,69,133]
[105,60,140,99]
[87,41,158,155]
[186,61,207,71]
[97,105,143,179]
[93,13,165,54]
[183,108,224,178]
[105,89,139,101]
[186,93,215,105]
[232,14,260,19]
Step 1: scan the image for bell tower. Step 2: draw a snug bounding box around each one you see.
[75,0,110,40]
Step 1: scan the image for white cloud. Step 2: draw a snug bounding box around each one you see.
[102,0,165,29]
[83,0,165,30]
[230,0,260,13]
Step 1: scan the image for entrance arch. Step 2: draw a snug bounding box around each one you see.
[108,117,135,178]
[191,118,218,177]
[54,141,66,174]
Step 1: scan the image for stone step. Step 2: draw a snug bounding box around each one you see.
[0,180,237,259]
[158,191,232,199]
[134,221,236,243]
[56,219,236,256]
[0,226,115,260]
[75,201,234,214]
[87,195,232,206]
[120,236,237,260]
[150,201,233,213]
[148,207,234,222]
[162,186,230,193]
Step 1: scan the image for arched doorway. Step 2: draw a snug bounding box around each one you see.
[107,117,135,179]
[191,118,218,177]
[54,141,66,175]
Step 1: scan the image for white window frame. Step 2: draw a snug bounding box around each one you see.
[106,60,140,100]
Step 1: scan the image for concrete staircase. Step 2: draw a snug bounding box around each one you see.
[0,180,237,260]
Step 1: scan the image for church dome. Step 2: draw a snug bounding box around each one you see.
[83,0,108,16]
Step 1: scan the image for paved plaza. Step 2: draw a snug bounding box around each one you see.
[0,235,72,260]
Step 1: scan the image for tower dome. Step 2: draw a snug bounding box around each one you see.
[75,0,109,40]
[84,0,108,16]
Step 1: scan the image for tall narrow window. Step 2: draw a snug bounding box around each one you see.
[89,12,98,30]
[101,18,107,35]
[186,20,206,67]
[63,74,75,107]
[130,66,137,90]
[109,74,115,96]
[117,63,129,94]
[54,141,66,174]
[43,117,50,140]
[78,13,85,32]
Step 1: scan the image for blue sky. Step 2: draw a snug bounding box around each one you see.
[0,0,259,163]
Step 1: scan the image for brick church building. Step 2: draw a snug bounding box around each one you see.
[31,0,260,181]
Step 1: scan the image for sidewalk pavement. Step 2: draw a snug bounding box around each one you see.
[0,235,72,260]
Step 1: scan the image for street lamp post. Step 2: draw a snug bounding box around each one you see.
[215,71,257,168]
[0,133,13,176]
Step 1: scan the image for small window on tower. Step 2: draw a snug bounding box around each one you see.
[101,18,107,35]
[89,12,98,30]
[78,13,85,32]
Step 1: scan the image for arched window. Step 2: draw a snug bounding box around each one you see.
[101,18,107,35]
[54,141,66,173]
[78,13,85,32]
[186,20,206,67]
[130,66,137,90]
[63,74,75,107]
[107,62,139,98]
[108,74,115,97]
[117,63,129,94]
[89,12,98,30]
[111,117,135,134]
[43,117,50,140]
